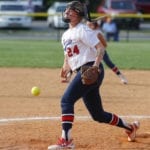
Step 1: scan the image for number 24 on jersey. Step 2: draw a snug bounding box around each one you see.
[67,45,80,57]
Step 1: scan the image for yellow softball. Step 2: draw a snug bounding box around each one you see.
[31,86,40,96]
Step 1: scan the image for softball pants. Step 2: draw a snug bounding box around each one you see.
[61,62,112,123]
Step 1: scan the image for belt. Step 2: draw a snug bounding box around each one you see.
[74,61,94,72]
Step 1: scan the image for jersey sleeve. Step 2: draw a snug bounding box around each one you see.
[80,25,99,48]
[61,34,67,55]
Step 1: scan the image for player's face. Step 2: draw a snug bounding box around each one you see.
[63,8,79,23]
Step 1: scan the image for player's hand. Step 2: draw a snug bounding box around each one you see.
[60,68,72,83]
[60,67,69,78]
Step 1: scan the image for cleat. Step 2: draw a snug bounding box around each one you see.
[48,138,75,150]
[118,74,128,84]
[126,121,140,142]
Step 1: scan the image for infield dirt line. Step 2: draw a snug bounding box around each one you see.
[0,115,150,124]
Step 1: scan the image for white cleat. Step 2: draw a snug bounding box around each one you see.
[48,138,75,150]
[119,74,128,84]
[126,121,140,142]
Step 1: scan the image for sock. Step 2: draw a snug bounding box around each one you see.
[61,129,71,141]
[109,114,132,131]
[112,66,121,75]
[61,114,74,141]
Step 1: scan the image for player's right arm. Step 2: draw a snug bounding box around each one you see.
[60,54,73,83]
[60,54,71,78]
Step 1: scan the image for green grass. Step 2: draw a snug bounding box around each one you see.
[106,41,150,70]
[0,40,64,68]
[0,40,149,70]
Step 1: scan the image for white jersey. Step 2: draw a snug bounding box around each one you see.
[94,29,104,36]
[61,23,99,71]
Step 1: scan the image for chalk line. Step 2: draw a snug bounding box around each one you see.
[0,115,150,123]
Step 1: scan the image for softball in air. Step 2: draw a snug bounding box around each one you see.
[31,86,40,96]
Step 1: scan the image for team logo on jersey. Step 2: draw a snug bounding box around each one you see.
[63,39,72,51]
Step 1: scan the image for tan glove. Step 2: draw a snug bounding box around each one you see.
[81,66,100,85]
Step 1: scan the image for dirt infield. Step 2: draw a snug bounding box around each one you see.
[0,68,149,150]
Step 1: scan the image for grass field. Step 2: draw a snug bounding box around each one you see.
[0,40,149,69]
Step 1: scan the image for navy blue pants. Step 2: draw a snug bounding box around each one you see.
[103,51,115,69]
[61,63,112,123]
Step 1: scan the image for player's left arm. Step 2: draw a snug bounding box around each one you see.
[93,42,105,67]
[97,33,107,48]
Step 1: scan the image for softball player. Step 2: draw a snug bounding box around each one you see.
[48,1,139,150]
[86,21,128,84]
